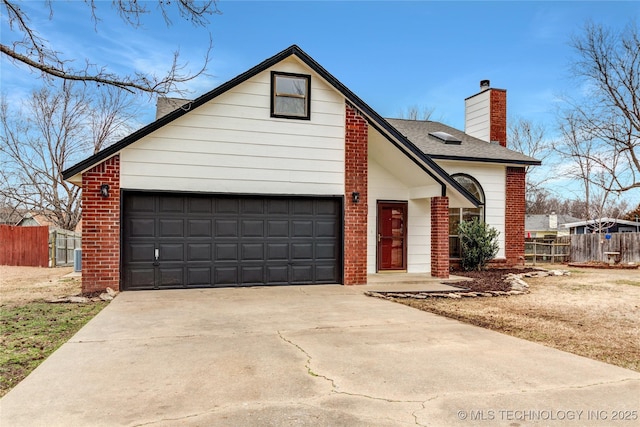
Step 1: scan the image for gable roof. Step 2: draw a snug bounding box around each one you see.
[62,45,486,206]
[562,217,640,228]
[525,214,581,232]
[387,119,540,165]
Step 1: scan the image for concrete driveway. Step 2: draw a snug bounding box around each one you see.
[1,285,639,426]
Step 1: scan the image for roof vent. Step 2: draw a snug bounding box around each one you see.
[429,131,462,145]
[480,79,490,91]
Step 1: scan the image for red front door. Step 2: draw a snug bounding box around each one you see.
[377,202,408,271]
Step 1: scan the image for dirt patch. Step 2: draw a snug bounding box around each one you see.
[0,266,80,306]
[568,261,639,269]
[395,265,640,372]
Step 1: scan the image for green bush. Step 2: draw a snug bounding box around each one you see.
[458,218,500,271]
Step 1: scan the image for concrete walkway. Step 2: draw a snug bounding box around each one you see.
[1,285,638,426]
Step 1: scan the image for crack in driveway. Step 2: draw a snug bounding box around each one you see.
[277,330,429,426]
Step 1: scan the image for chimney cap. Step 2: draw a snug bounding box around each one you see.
[480,79,490,90]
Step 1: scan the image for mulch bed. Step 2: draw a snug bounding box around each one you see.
[449,268,541,292]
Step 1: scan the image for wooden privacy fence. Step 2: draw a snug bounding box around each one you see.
[557,233,640,264]
[50,229,81,266]
[525,240,571,265]
[0,225,49,267]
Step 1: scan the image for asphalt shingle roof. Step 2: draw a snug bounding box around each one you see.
[386,119,541,165]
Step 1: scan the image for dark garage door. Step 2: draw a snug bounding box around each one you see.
[122,193,342,290]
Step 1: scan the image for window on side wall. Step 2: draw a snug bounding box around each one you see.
[271,72,311,119]
[449,174,485,258]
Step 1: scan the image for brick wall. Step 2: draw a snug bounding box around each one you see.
[344,103,368,285]
[505,166,525,266]
[81,155,121,293]
[431,196,449,278]
[490,89,507,147]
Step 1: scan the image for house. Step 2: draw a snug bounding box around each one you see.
[525,212,581,240]
[563,218,640,234]
[62,45,539,293]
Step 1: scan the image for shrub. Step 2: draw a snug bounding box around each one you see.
[458,218,500,271]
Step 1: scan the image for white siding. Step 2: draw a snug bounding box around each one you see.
[465,91,490,142]
[120,57,345,195]
[367,160,431,274]
[438,160,506,259]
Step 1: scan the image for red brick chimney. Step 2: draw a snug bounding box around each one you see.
[465,80,507,147]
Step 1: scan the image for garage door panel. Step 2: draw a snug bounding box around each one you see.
[188,243,211,261]
[267,243,288,260]
[188,219,211,237]
[316,243,337,259]
[125,194,155,213]
[215,266,239,285]
[128,243,154,262]
[216,198,239,214]
[242,243,264,260]
[291,243,313,260]
[267,199,289,214]
[316,220,338,237]
[189,197,212,214]
[316,199,340,215]
[316,265,337,282]
[159,268,183,286]
[159,196,185,213]
[267,266,288,283]
[128,218,155,237]
[188,268,211,286]
[292,220,313,237]
[123,194,341,290]
[160,243,184,262]
[241,266,264,284]
[242,199,264,214]
[267,220,288,237]
[159,219,184,238]
[292,199,314,215]
[242,220,264,237]
[216,243,238,261]
[291,265,313,283]
[215,219,238,237]
[128,269,155,288]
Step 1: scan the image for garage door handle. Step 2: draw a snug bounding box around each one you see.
[153,248,160,266]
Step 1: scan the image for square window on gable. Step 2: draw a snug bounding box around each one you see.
[271,71,311,120]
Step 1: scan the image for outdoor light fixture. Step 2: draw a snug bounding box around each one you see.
[352,192,360,203]
[100,184,110,198]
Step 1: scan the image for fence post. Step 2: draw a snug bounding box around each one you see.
[533,242,537,266]
[51,230,57,267]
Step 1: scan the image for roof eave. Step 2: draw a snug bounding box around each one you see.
[430,154,541,166]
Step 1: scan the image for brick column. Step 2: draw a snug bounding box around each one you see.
[431,196,449,278]
[344,103,368,285]
[505,166,525,266]
[81,155,121,293]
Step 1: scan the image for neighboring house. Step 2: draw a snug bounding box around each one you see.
[15,212,55,228]
[564,218,640,234]
[62,45,539,293]
[525,213,581,239]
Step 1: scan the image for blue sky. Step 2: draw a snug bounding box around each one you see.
[1,1,639,206]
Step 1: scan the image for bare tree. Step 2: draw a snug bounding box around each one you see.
[398,105,435,121]
[562,21,640,194]
[0,83,136,230]
[1,0,219,95]
[508,117,552,211]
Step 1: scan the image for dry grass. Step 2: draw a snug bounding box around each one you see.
[1,266,107,397]
[398,265,640,372]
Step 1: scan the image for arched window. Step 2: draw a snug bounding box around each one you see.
[449,174,485,258]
